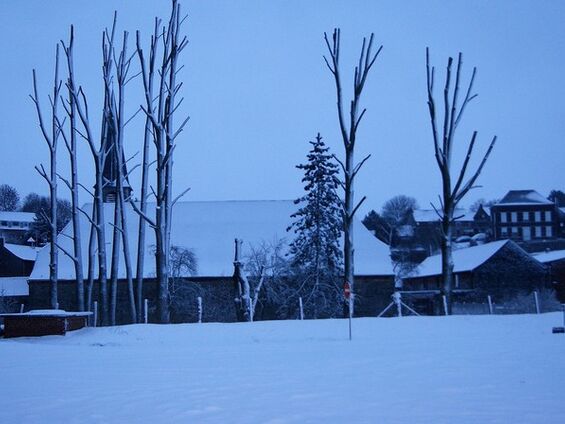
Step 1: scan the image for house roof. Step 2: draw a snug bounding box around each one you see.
[494,190,553,206]
[0,276,28,296]
[532,249,565,264]
[413,208,475,223]
[0,211,35,223]
[408,240,511,278]
[30,200,393,281]
[4,243,38,261]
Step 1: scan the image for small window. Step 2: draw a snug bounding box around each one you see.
[546,226,553,237]
[535,211,541,222]
[511,212,518,222]
[545,211,552,222]
[522,212,528,221]
[500,212,507,223]
[501,226,508,236]
[535,226,542,238]
[511,226,519,236]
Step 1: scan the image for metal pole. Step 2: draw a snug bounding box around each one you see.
[19,304,24,313]
[299,297,304,320]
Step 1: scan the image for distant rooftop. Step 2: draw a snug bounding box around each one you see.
[495,190,553,206]
[0,211,35,223]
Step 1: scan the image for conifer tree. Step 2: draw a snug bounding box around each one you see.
[287,133,343,318]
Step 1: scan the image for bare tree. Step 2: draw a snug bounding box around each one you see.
[59,27,85,312]
[425,48,497,313]
[133,0,190,323]
[233,238,252,322]
[67,31,113,325]
[31,46,62,309]
[323,29,382,316]
[134,19,158,323]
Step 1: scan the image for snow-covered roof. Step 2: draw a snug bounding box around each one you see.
[30,200,393,280]
[532,249,565,264]
[413,208,475,223]
[408,240,511,278]
[0,211,36,223]
[0,276,28,296]
[4,243,38,261]
[494,190,553,206]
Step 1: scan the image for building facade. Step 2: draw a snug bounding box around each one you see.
[491,190,558,242]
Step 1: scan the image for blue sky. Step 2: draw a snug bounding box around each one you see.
[0,0,563,214]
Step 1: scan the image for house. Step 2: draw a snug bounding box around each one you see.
[401,240,548,314]
[390,206,492,265]
[28,200,395,323]
[491,190,559,242]
[532,249,565,303]
[0,239,38,312]
[0,211,35,244]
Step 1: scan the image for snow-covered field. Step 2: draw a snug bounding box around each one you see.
[1,313,564,423]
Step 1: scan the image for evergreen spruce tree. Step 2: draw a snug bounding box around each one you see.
[287,133,343,318]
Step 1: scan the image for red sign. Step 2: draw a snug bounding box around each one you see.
[343,282,351,299]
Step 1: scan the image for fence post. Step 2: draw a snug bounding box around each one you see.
[299,297,304,320]
[197,296,202,324]
[19,304,24,313]
[93,301,98,327]
[533,291,540,314]
[144,298,149,323]
[487,295,493,315]
[442,295,448,316]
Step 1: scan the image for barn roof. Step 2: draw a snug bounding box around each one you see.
[412,208,475,223]
[408,240,512,278]
[30,200,393,280]
[532,249,565,264]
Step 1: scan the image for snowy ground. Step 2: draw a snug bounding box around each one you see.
[1,313,564,423]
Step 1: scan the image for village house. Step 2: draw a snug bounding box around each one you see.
[0,238,39,312]
[491,190,559,242]
[0,211,35,244]
[400,240,548,315]
[28,200,395,323]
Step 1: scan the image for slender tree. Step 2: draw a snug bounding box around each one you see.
[425,48,496,313]
[59,27,85,312]
[132,0,190,323]
[323,29,382,316]
[31,46,62,309]
[287,133,343,317]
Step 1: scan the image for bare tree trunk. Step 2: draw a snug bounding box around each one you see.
[425,49,497,314]
[134,20,158,323]
[31,46,62,310]
[323,29,381,316]
[133,0,190,324]
[61,27,85,312]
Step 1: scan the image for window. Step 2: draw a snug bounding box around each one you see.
[545,211,552,222]
[546,226,553,237]
[501,226,508,236]
[535,211,541,222]
[522,211,529,221]
[535,226,542,238]
[511,226,519,237]
[522,226,531,241]
[500,212,507,223]
[511,212,518,222]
